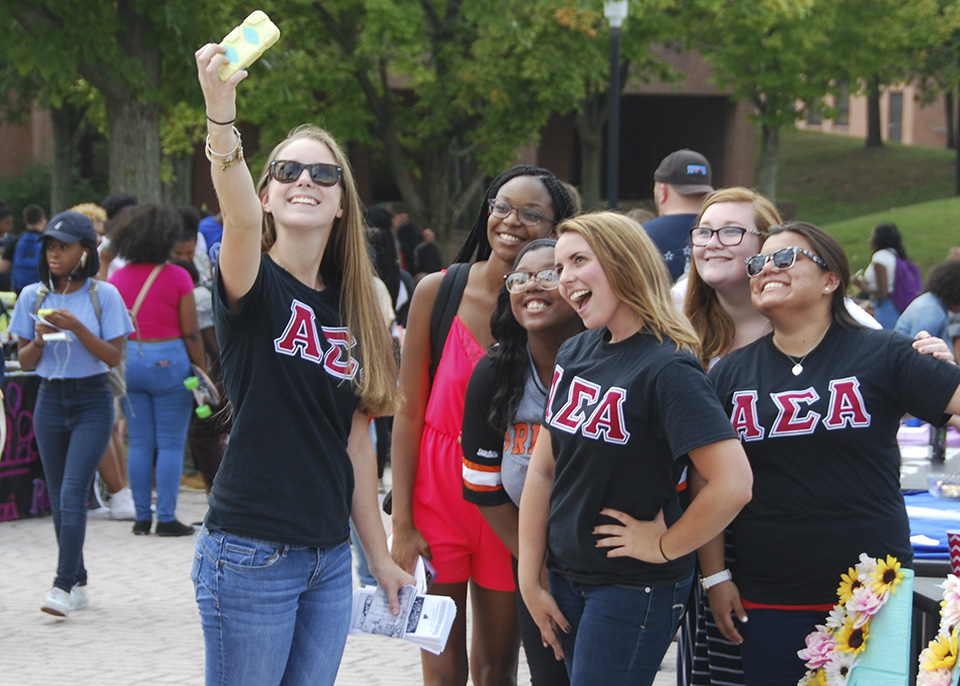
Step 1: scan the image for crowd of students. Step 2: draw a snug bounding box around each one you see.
[13,37,960,686]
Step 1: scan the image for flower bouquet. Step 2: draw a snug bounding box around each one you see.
[916,574,960,686]
[797,554,912,686]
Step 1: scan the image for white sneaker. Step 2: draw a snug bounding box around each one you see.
[109,487,136,521]
[70,585,89,610]
[41,587,73,617]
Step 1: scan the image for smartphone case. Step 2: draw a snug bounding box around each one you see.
[218,10,281,81]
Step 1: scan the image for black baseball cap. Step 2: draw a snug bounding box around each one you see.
[653,150,713,195]
[41,211,98,243]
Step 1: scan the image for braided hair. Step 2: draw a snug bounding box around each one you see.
[453,165,577,264]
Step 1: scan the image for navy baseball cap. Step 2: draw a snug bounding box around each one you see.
[41,211,98,243]
[653,150,714,195]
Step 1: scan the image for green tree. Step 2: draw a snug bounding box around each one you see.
[0,1,217,204]
[689,0,833,200]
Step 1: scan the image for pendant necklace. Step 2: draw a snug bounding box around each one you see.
[772,325,830,376]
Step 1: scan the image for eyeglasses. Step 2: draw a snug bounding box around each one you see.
[488,199,556,227]
[269,160,343,187]
[503,268,560,293]
[689,225,763,247]
[744,246,829,278]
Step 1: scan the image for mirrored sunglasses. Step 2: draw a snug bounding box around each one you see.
[745,246,829,278]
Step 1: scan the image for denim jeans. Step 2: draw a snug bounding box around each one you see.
[192,528,353,686]
[551,570,693,686]
[34,374,114,591]
[124,339,193,522]
[738,608,821,686]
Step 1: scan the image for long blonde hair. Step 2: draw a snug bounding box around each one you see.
[684,187,781,367]
[256,125,398,416]
[557,211,700,357]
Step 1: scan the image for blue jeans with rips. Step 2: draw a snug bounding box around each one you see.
[34,374,114,591]
[192,528,353,686]
[124,338,193,522]
[551,570,693,686]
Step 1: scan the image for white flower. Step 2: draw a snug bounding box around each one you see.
[916,667,953,686]
[826,604,849,630]
[940,574,960,629]
[824,651,858,686]
[855,553,877,584]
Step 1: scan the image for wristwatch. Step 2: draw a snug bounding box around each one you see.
[700,569,732,591]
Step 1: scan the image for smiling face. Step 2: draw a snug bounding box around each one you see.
[693,201,764,294]
[509,246,579,335]
[750,231,838,318]
[261,138,344,231]
[487,175,556,264]
[556,231,636,340]
[45,239,87,278]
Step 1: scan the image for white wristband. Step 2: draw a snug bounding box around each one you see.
[700,569,732,591]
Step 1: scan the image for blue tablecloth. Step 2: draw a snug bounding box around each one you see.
[905,490,960,559]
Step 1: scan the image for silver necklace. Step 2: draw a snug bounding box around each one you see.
[772,326,829,376]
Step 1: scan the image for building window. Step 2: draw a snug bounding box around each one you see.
[834,83,850,127]
[806,101,823,126]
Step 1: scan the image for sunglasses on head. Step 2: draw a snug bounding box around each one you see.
[744,246,829,278]
[269,160,343,187]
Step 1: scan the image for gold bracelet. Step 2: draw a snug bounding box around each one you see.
[204,126,244,171]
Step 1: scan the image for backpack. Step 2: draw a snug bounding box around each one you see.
[891,255,922,313]
[12,233,44,293]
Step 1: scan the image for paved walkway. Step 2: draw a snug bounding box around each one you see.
[0,476,677,685]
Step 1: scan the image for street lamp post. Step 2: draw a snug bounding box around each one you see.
[604,1,628,210]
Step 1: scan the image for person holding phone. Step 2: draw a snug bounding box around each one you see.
[10,211,133,617]
[193,43,413,686]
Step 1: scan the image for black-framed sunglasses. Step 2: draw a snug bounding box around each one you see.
[269,160,343,187]
[689,225,763,247]
[488,199,556,227]
[503,268,560,293]
[744,246,829,278]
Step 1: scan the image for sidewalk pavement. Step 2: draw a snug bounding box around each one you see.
[0,474,676,685]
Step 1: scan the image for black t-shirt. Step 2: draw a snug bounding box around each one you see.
[642,213,696,282]
[546,328,736,587]
[711,324,960,605]
[205,254,359,547]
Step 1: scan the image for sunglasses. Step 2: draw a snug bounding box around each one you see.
[488,199,556,227]
[269,160,343,187]
[745,246,829,278]
[503,268,560,293]
[689,225,763,247]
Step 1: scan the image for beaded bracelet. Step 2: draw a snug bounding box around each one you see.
[204,126,244,171]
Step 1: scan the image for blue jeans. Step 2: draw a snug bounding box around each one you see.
[34,374,114,591]
[124,339,193,522]
[192,528,353,686]
[873,296,900,329]
[738,608,821,685]
[551,571,692,686]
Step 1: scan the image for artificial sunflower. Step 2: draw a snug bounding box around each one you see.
[870,555,904,597]
[836,618,869,655]
[921,627,959,672]
[837,567,862,604]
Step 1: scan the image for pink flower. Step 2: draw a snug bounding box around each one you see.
[941,575,960,628]
[798,625,836,669]
[916,667,953,686]
[847,586,885,628]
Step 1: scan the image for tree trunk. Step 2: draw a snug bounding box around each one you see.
[756,123,780,202]
[105,97,162,202]
[162,154,193,205]
[576,94,607,212]
[866,76,883,148]
[49,104,84,213]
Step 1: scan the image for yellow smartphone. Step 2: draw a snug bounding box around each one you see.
[218,10,281,82]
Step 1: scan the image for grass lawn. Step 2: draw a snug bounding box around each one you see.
[776,128,956,226]
[776,128,959,273]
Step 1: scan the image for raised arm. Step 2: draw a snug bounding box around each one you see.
[194,44,263,309]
